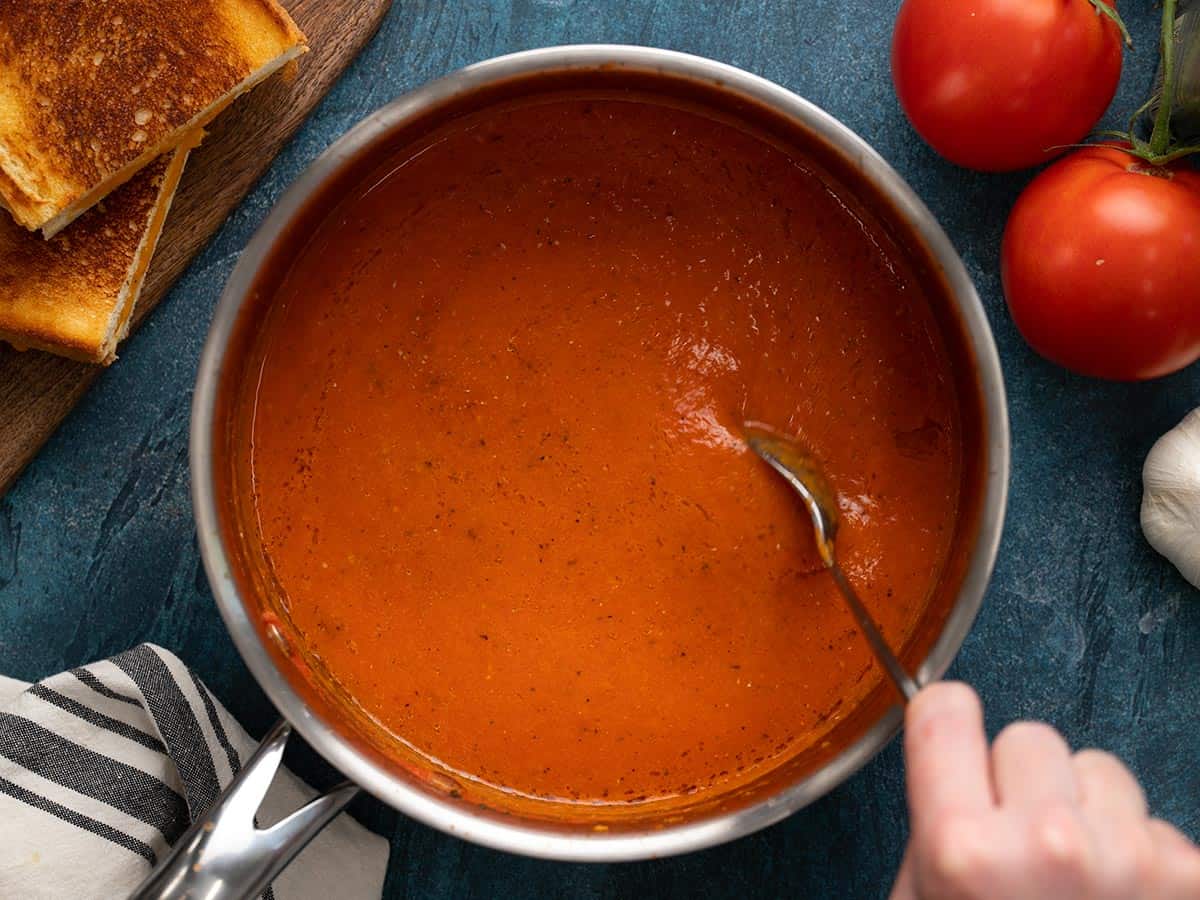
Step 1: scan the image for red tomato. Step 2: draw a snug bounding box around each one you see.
[1001,145,1200,381]
[892,0,1124,171]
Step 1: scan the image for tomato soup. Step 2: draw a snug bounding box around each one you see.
[233,93,964,809]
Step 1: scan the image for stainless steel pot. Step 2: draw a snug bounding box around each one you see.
[161,44,1009,898]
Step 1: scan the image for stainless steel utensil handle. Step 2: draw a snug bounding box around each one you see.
[129,720,358,900]
[829,563,921,703]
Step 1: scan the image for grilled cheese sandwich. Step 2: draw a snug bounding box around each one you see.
[0,0,306,237]
[0,140,193,363]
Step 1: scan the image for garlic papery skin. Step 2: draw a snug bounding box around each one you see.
[1142,407,1200,590]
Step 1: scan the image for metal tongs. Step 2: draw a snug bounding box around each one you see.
[128,721,358,900]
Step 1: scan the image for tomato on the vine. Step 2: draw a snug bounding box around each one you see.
[891,0,1125,171]
[1001,145,1200,381]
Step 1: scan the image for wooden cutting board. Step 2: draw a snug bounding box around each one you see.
[0,0,392,494]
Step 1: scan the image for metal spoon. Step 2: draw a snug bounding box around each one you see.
[743,423,920,703]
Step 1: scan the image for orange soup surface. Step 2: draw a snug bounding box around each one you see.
[243,94,963,807]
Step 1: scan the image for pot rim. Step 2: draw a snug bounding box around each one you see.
[190,43,1010,862]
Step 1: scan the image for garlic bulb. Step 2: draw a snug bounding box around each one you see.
[1141,408,1200,590]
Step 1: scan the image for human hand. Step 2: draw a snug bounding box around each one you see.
[890,682,1200,899]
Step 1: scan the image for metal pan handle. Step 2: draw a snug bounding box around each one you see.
[129,720,358,900]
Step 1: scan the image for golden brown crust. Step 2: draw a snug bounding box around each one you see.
[0,0,305,235]
[0,143,191,364]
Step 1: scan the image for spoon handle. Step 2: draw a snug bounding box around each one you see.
[828,563,920,703]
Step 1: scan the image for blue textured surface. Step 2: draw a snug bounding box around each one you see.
[2,3,1198,897]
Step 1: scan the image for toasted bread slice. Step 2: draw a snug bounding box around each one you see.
[0,139,193,364]
[0,0,306,237]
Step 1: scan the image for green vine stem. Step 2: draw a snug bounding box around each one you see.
[1089,0,1200,166]
[1087,0,1134,47]
[1054,1,1200,164]
[1149,0,1180,157]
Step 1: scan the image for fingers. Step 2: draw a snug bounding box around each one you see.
[898,689,1200,900]
[1071,752,1153,898]
[1074,749,1147,819]
[1147,820,1200,900]
[1020,803,1100,898]
[905,682,994,827]
[992,721,1079,810]
[1147,819,1200,855]
[991,723,1095,895]
[916,807,1025,899]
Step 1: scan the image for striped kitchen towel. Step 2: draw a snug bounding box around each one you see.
[0,644,388,899]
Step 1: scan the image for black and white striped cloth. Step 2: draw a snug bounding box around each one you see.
[0,644,388,899]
